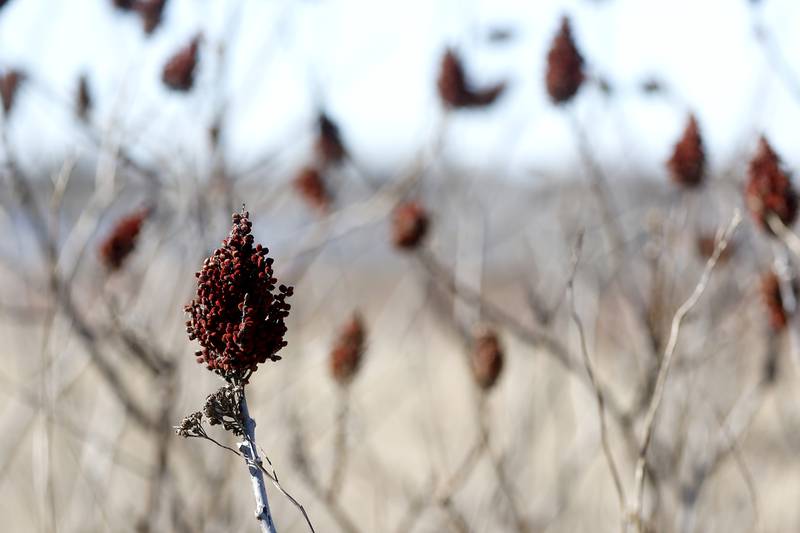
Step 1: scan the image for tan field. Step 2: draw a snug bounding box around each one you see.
[2,170,798,532]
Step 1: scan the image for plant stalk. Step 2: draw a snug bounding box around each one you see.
[239,391,278,533]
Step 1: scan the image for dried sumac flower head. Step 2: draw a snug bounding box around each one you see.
[392,201,429,250]
[472,329,504,390]
[174,411,204,438]
[330,313,366,386]
[315,112,346,164]
[162,36,200,92]
[761,271,797,332]
[99,207,149,271]
[203,385,245,436]
[185,208,293,383]
[135,0,166,34]
[745,137,798,235]
[0,69,24,115]
[545,17,584,104]
[668,114,705,188]
[437,48,506,109]
[294,166,331,212]
[76,74,92,121]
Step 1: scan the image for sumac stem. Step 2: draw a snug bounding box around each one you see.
[238,392,278,533]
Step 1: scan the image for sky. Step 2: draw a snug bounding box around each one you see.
[1,0,800,183]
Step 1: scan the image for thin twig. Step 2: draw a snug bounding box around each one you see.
[631,211,741,530]
[770,240,800,375]
[568,111,626,262]
[566,232,626,521]
[416,249,629,426]
[186,430,316,533]
[256,448,317,533]
[713,403,762,533]
[766,214,800,261]
[290,418,362,533]
[327,387,350,500]
[678,381,765,533]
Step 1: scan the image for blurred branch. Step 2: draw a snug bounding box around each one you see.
[327,387,351,501]
[752,15,800,106]
[2,130,156,431]
[568,111,626,263]
[566,231,626,521]
[416,248,630,426]
[678,382,765,533]
[291,415,361,533]
[631,211,741,531]
[766,214,800,260]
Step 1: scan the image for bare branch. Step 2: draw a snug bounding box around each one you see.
[631,211,741,530]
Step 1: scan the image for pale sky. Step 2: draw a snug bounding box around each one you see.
[1,0,800,182]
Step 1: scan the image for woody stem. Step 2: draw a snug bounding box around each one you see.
[239,390,278,533]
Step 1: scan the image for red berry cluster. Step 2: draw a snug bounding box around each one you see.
[330,314,366,386]
[99,208,149,271]
[745,137,798,235]
[185,209,293,382]
[545,17,584,104]
[668,115,705,188]
[162,36,200,92]
[392,201,429,250]
[437,49,505,109]
[472,330,504,390]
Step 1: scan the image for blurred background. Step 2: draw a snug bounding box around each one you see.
[2,0,800,532]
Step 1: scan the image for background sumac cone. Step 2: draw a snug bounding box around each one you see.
[185,208,293,382]
[472,330,504,390]
[99,208,149,271]
[745,137,799,234]
[696,233,734,263]
[0,70,24,114]
[294,166,331,211]
[135,0,166,34]
[315,112,346,164]
[112,0,135,10]
[330,314,366,386]
[668,114,705,187]
[76,75,92,121]
[545,17,584,104]
[437,48,505,109]
[392,201,429,250]
[162,36,200,91]
[761,271,796,332]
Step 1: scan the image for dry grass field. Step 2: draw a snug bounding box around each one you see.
[2,173,799,533]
